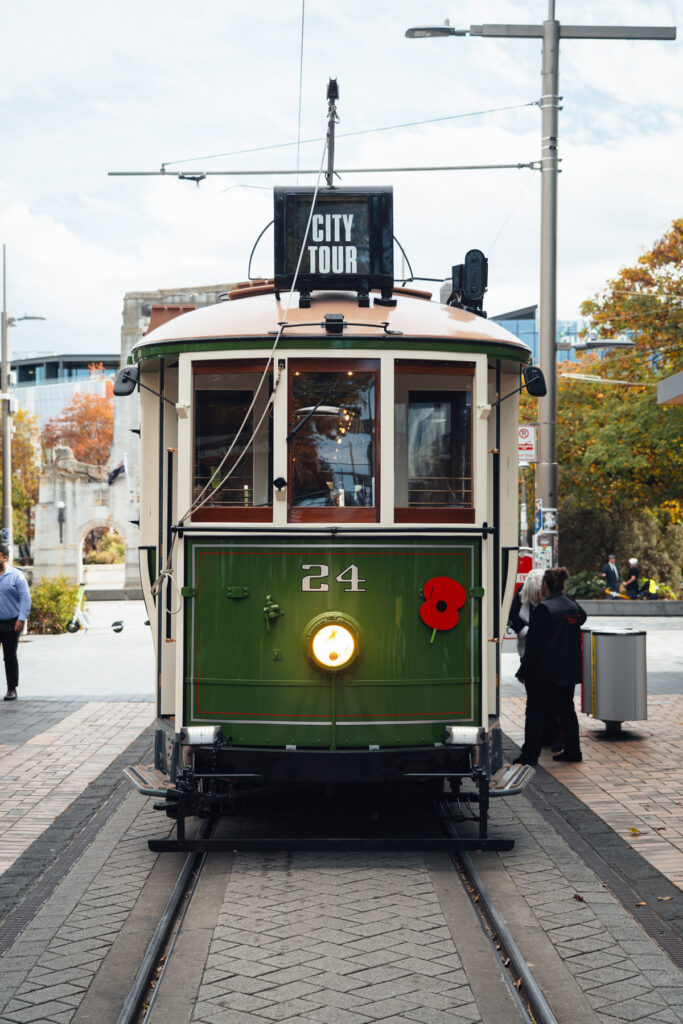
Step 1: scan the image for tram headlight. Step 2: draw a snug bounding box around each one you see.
[305,613,360,671]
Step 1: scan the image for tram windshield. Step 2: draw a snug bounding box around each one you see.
[289,365,376,513]
[193,364,272,510]
[394,363,473,520]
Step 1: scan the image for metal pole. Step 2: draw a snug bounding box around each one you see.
[537,7,560,516]
[1,246,12,554]
[520,466,528,547]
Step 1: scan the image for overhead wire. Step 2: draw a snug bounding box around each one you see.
[159,101,537,169]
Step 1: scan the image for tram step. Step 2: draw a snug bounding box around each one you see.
[123,763,176,798]
[490,763,535,797]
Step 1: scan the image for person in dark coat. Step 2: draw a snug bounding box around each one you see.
[600,555,621,596]
[514,567,587,766]
[508,568,564,753]
[624,558,639,600]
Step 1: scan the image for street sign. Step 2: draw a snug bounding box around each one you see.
[518,424,537,462]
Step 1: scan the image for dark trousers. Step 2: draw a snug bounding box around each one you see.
[0,619,19,690]
[520,678,580,764]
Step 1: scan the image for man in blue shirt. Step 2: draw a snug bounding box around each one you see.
[0,545,31,701]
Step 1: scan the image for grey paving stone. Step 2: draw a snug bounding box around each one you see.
[252,998,327,1021]
[255,982,324,1003]
[297,1005,371,1024]
[346,980,421,1002]
[587,980,661,1005]
[205,990,273,1012]
[595,997,671,1021]
[404,1002,481,1024]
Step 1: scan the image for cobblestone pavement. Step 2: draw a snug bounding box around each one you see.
[0,700,154,877]
[470,797,683,1024]
[189,851,486,1024]
[501,694,683,890]
[0,792,168,1024]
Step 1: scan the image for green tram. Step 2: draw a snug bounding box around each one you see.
[118,185,545,848]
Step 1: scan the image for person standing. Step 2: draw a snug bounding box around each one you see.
[0,545,31,701]
[601,554,621,596]
[514,567,587,766]
[624,558,639,600]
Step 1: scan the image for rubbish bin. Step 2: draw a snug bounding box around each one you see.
[581,627,647,735]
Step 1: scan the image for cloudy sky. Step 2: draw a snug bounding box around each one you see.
[2,0,681,355]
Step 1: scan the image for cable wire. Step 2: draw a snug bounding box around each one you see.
[160,101,537,169]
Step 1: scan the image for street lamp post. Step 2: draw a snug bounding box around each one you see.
[1,245,45,555]
[406,6,676,546]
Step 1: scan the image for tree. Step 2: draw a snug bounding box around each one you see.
[42,392,114,466]
[0,407,41,546]
[520,218,683,589]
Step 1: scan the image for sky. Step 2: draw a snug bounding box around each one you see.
[1,0,681,356]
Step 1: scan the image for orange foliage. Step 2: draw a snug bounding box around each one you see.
[42,392,114,466]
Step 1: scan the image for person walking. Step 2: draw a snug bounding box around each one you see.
[624,558,639,600]
[600,554,621,596]
[514,567,587,766]
[0,545,31,701]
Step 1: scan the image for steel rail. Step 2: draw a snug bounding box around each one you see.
[441,806,559,1024]
[115,818,213,1024]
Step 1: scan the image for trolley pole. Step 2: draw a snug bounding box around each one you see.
[406,7,676,554]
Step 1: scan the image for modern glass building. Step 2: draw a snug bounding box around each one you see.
[490,306,580,363]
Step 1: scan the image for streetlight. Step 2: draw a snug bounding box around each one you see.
[1,245,46,553]
[406,6,675,548]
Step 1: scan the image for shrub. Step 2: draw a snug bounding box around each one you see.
[565,571,607,599]
[28,575,81,634]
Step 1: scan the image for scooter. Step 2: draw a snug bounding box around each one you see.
[66,585,123,634]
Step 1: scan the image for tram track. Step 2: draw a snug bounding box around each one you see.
[114,794,558,1024]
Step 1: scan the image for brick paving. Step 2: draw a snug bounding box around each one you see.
[0,701,154,877]
[473,796,683,1024]
[501,694,683,890]
[190,853,485,1024]
[0,792,165,1024]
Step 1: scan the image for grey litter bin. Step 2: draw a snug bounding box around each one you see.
[581,627,647,735]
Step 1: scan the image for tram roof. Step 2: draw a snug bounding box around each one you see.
[132,289,531,359]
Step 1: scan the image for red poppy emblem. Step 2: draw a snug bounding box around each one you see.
[420,576,467,642]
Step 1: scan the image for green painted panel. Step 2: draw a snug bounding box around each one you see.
[185,536,481,748]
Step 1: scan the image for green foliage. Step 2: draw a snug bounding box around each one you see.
[520,219,683,593]
[27,575,81,634]
[84,530,125,564]
[565,571,607,599]
[559,503,683,594]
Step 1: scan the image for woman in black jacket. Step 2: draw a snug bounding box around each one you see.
[514,567,587,766]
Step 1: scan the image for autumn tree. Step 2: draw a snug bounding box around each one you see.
[42,392,114,466]
[0,407,41,546]
[520,218,683,589]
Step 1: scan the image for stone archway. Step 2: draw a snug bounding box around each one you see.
[79,523,127,591]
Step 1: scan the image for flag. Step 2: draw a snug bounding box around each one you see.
[108,461,125,486]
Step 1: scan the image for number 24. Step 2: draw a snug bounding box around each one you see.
[301,564,366,593]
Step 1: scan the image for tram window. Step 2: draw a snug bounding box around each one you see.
[193,367,272,513]
[395,365,473,521]
[289,362,378,521]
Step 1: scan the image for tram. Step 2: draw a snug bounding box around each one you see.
[117,181,546,848]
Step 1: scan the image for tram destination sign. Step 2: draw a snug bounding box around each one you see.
[273,186,394,304]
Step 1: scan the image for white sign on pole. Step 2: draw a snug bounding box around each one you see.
[518,424,537,462]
